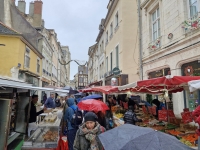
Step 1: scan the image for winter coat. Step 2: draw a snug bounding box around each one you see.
[64,98,78,130]
[73,123,105,150]
[123,110,142,125]
[45,97,56,108]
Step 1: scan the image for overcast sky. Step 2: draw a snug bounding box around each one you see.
[21,0,108,80]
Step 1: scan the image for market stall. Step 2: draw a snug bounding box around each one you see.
[22,108,63,150]
[0,77,68,150]
[109,76,200,149]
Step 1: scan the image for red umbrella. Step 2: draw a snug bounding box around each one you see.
[77,99,109,111]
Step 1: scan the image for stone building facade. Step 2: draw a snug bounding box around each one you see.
[140,0,200,115]
[88,0,140,87]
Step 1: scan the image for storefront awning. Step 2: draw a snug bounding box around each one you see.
[188,80,200,92]
[0,78,69,93]
[118,75,200,94]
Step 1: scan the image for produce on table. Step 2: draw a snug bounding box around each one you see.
[42,130,58,141]
[181,133,198,144]
[166,129,182,136]
[150,125,165,131]
[115,113,124,119]
[180,139,193,147]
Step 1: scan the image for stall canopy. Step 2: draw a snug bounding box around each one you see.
[91,86,119,94]
[79,87,93,93]
[80,86,119,94]
[0,78,69,93]
[188,80,200,92]
[118,75,200,94]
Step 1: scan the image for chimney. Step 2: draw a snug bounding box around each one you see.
[33,0,43,27]
[29,2,34,17]
[18,0,26,14]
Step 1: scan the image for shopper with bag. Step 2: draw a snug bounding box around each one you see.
[64,98,82,150]
[73,112,105,150]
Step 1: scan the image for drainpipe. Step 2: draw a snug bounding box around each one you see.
[137,0,143,80]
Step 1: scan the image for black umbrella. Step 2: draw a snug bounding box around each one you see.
[63,86,73,90]
[98,124,193,150]
[62,86,78,94]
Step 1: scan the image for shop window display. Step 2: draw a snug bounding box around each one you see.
[185,90,199,111]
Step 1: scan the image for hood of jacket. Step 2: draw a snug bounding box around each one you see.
[67,98,75,107]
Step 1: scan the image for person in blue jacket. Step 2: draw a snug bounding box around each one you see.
[64,98,78,150]
[45,93,56,108]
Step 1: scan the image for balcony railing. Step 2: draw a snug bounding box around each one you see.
[182,12,200,34]
[148,36,162,51]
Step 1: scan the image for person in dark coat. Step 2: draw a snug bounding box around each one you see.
[124,104,142,125]
[95,111,106,129]
[25,95,46,136]
[105,110,114,130]
[152,99,165,118]
[73,112,105,150]
[42,93,47,104]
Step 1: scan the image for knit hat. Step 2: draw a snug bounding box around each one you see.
[84,112,98,122]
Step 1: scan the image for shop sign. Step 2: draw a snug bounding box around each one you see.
[148,68,171,79]
[111,77,118,86]
[112,67,120,75]
[181,60,200,76]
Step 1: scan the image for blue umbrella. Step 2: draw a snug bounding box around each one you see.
[81,94,102,100]
[74,92,84,96]
[98,124,193,150]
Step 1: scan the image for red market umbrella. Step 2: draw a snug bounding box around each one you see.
[77,99,109,111]
[137,76,200,87]
[91,86,119,94]
[79,88,93,93]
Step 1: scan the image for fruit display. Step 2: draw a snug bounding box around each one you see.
[115,113,124,119]
[150,125,165,131]
[166,129,182,136]
[42,130,58,141]
[180,138,193,147]
[181,134,198,146]
[111,106,119,112]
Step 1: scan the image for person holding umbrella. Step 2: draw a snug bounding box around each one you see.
[73,112,105,150]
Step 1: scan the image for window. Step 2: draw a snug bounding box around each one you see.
[106,57,108,72]
[101,41,104,52]
[100,65,101,78]
[110,52,113,71]
[152,8,160,41]
[49,62,51,74]
[115,12,119,27]
[24,47,30,68]
[189,0,198,18]
[37,59,40,73]
[185,90,199,111]
[100,44,101,52]
[110,22,113,37]
[106,31,108,43]
[116,45,119,67]
[46,60,48,72]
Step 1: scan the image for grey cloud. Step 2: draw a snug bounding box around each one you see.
[23,0,108,79]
